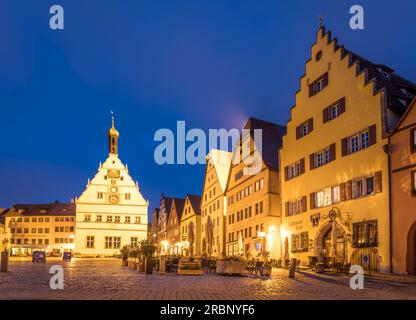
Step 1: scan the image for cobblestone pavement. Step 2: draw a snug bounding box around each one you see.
[1,259,416,300]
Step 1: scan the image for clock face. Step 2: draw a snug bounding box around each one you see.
[110,186,118,193]
[109,194,119,204]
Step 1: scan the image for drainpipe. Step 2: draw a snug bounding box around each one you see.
[383,139,393,273]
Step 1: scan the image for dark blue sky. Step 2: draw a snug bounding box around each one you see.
[1,0,415,216]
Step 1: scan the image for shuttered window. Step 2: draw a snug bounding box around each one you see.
[285,196,307,216]
[309,72,329,97]
[310,185,341,209]
[310,143,336,170]
[296,118,314,139]
[341,125,376,156]
[284,158,305,180]
[323,97,346,123]
[411,170,416,197]
[410,128,416,154]
[339,171,382,202]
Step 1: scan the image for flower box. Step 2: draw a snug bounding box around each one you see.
[216,260,245,275]
[177,261,202,275]
[260,266,272,276]
[178,268,203,275]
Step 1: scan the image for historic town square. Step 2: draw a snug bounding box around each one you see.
[1,1,416,303]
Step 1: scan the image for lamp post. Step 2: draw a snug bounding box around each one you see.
[1,238,9,272]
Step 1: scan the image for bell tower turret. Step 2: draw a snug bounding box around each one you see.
[107,111,119,155]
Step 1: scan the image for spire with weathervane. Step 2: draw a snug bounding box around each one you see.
[107,111,119,155]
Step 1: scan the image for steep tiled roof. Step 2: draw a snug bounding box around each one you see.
[0,208,9,225]
[186,194,202,215]
[390,97,416,134]
[7,202,75,217]
[343,49,416,116]
[243,117,286,170]
[152,208,160,221]
[160,193,173,220]
[172,198,186,222]
[320,26,416,132]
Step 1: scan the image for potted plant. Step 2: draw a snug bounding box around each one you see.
[129,246,139,269]
[216,256,246,275]
[259,251,272,276]
[139,239,156,274]
[314,262,325,273]
[178,257,203,275]
[138,256,145,272]
[120,245,130,266]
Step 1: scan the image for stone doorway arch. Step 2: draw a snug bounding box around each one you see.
[407,221,416,275]
[314,220,347,263]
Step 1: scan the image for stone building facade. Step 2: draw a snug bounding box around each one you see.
[390,98,416,274]
[74,115,148,256]
[280,26,416,272]
[4,202,75,256]
[225,118,285,260]
[200,149,232,257]
[179,194,202,256]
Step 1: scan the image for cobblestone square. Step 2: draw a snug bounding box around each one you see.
[1,259,416,300]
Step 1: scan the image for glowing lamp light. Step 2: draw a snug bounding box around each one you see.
[280,227,290,239]
[161,240,169,249]
[257,231,266,238]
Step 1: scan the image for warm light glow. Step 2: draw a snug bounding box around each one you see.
[280,227,290,240]
[161,240,169,249]
[266,226,276,252]
[257,231,266,238]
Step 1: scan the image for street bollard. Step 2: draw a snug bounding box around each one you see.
[289,258,297,278]
[1,251,9,272]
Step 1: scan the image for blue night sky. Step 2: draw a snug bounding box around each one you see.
[1,0,415,216]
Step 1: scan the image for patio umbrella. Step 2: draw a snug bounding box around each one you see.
[283,237,289,261]
[238,232,243,255]
[188,222,195,254]
[206,217,213,255]
[330,220,338,258]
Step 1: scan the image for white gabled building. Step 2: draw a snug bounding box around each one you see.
[74,114,148,256]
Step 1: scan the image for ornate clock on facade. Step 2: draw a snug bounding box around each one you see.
[109,194,119,204]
